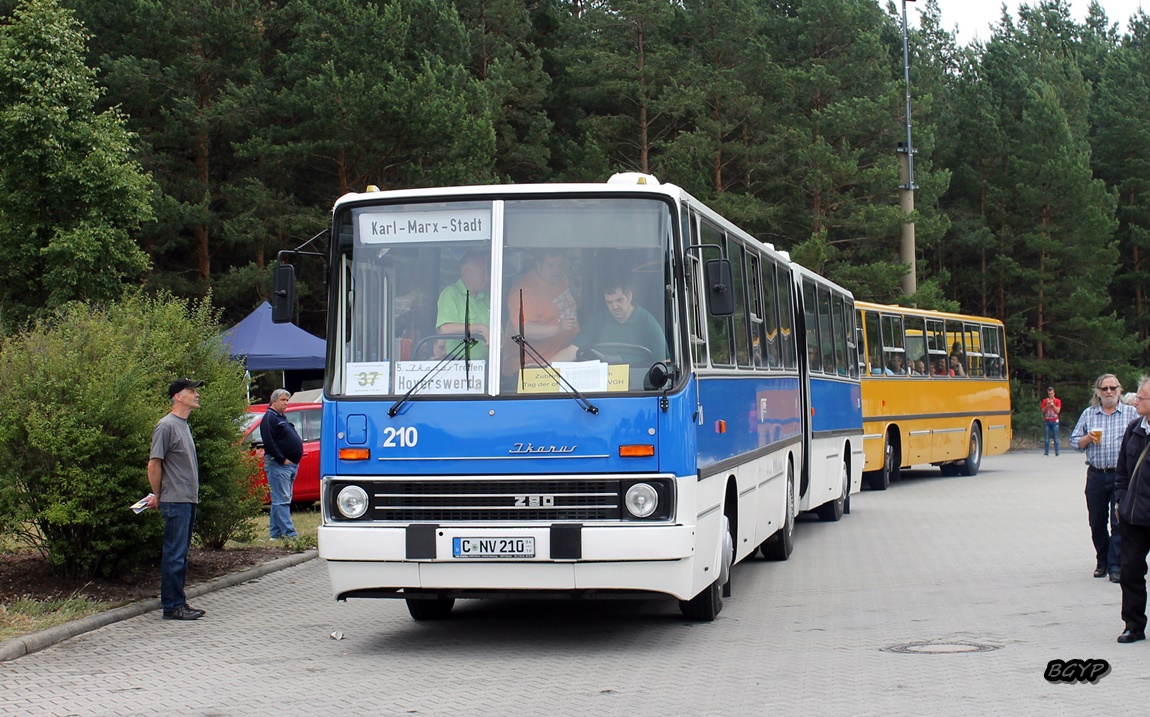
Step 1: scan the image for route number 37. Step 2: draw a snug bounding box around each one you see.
[382,426,419,448]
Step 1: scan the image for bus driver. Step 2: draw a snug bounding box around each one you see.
[575,278,668,364]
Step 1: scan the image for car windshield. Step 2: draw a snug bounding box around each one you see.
[331,196,677,398]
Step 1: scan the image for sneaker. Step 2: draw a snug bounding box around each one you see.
[182,604,206,617]
[162,606,202,621]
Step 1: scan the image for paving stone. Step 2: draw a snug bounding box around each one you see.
[0,452,1134,715]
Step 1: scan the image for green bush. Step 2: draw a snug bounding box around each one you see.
[0,293,260,578]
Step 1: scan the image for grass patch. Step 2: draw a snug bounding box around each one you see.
[0,596,106,643]
[230,504,321,550]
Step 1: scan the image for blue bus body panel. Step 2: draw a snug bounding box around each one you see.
[695,375,802,469]
[321,396,668,477]
[809,377,862,433]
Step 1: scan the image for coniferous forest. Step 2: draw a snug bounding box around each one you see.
[2,0,1150,408]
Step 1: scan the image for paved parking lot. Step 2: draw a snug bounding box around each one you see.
[0,450,1140,716]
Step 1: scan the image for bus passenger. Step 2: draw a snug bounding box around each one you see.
[870,351,890,375]
[950,341,968,372]
[436,252,491,359]
[503,251,579,374]
[887,354,906,375]
[913,359,927,376]
[575,279,667,364]
[933,357,953,376]
[949,354,967,377]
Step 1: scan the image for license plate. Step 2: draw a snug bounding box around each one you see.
[452,537,535,559]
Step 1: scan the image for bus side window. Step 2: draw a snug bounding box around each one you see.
[964,323,983,377]
[881,314,906,375]
[778,268,798,370]
[926,318,947,375]
[945,319,966,376]
[747,253,765,368]
[762,259,781,369]
[730,241,752,367]
[864,310,881,374]
[701,221,732,366]
[855,308,866,377]
[903,314,926,375]
[816,285,835,373]
[804,280,821,372]
[832,294,849,376]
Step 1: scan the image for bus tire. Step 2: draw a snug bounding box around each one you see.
[959,425,982,476]
[867,436,897,491]
[817,458,849,522]
[406,597,455,620]
[761,468,795,560]
[679,515,732,621]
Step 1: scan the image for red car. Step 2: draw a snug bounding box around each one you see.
[242,392,322,505]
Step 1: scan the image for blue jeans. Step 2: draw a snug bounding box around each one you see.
[160,502,197,611]
[1044,421,1060,455]
[1086,468,1121,572]
[265,456,298,539]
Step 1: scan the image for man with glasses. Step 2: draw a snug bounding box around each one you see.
[1071,374,1138,583]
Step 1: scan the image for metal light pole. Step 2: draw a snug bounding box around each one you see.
[898,0,917,297]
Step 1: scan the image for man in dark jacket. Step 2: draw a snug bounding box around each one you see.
[261,389,304,539]
[1115,376,1150,643]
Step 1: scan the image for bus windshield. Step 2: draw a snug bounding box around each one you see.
[332,196,676,398]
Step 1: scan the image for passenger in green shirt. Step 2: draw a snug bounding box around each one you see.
[436,251,491,359]
[576,280,668,364]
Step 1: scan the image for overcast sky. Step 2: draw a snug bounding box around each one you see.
[909,1,1146,43]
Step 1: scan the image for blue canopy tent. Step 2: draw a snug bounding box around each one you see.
[221,302,325,393]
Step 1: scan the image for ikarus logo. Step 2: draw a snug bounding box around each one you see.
[509,442,577,454]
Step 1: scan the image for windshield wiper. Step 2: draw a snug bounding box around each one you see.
[387,338,475,417]
[510,338,599,416]
[510,289,597,414]
[464,289,473,383]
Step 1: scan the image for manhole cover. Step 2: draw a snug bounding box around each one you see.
[882,641,1000,654]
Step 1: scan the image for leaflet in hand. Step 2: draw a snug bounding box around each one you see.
[130,494,154,513]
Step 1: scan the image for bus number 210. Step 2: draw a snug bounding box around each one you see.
[382,426,418,448]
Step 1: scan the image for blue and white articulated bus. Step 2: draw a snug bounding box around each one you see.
[274,173,862,621]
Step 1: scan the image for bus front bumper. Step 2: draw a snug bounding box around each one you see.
[318,523,700,601]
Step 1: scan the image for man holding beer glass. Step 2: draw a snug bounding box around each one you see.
[1071,374,1138,583]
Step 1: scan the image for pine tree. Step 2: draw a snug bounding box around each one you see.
[1092,11,1150,363]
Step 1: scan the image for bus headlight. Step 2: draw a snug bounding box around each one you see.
[336,485,369,519]
[624,483,659,518]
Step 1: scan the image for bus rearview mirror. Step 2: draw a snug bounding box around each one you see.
[705,259,734,317]
[271,264,296,323]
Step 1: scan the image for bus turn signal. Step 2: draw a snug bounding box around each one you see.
[619,444,655,458]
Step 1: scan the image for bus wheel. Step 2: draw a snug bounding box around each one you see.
[406,597,455,621]
[761,469,795,560]
[867,437,897,491]
[959,425,982,476]
[679,515,732,621]
[817,459,849,522]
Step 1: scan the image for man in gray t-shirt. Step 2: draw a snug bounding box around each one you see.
[147,378,205,621]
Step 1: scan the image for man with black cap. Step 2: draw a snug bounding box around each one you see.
[145,377,206,621]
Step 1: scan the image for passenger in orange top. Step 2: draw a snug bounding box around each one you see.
[503,251,580,376]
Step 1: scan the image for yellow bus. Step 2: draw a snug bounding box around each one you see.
[855,302,1011,489]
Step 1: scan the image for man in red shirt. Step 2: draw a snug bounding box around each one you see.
[1043,386,1062,456]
